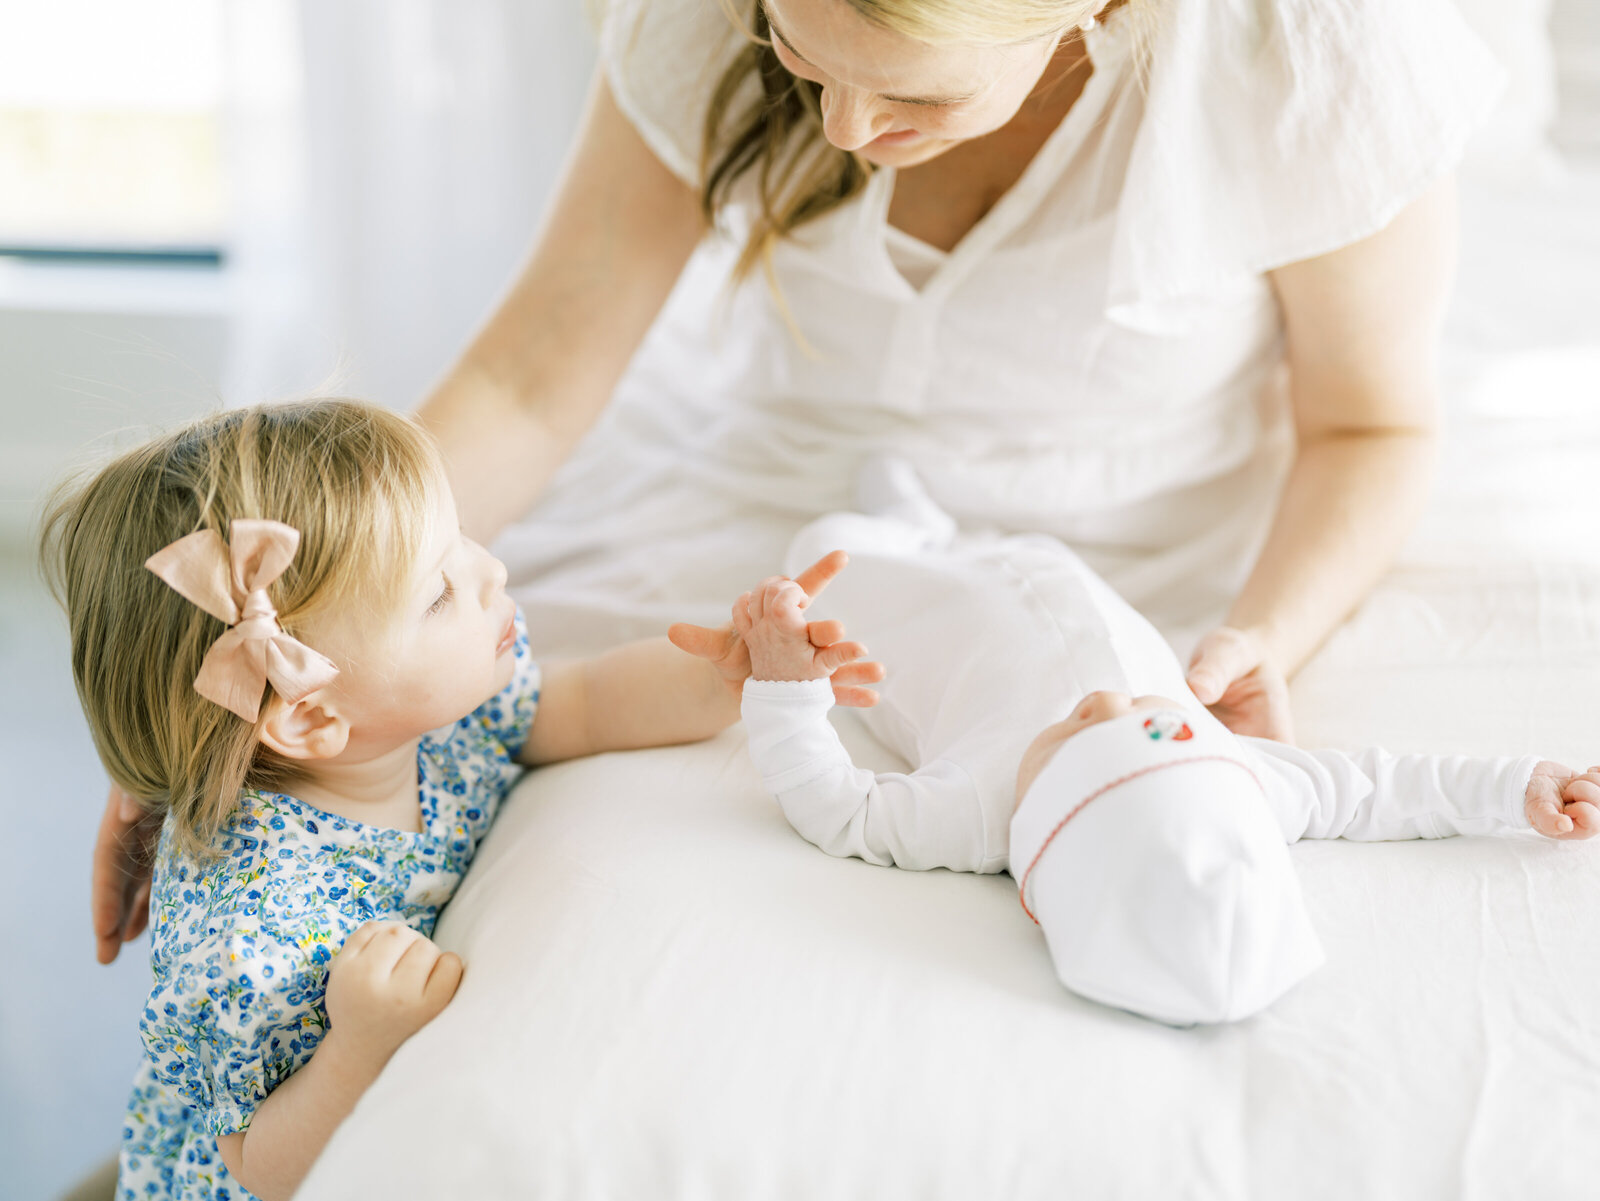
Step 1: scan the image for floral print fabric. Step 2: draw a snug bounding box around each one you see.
[118,611,539,1200]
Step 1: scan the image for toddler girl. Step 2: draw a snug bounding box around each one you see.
[671,459,1600,1026]
[40,399,878,1201]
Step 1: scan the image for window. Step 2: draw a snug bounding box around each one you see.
[0,1,225,258]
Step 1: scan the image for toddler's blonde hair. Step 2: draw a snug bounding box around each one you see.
[39,399,444,859]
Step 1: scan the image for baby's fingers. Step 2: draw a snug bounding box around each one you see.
[1529,795,1572,837]
[815,640,869,674]
[1564,800,1600,839]
[807,619,845,647]
[1565,776,1600,807]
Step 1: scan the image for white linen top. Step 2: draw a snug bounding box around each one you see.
[508,0,1500,649]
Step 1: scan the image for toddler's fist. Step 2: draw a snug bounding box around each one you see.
[1524,761,1600,839]
[325,920,463,1065]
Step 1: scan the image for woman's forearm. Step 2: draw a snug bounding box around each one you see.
[415,71,703,542]
[1226,426,1439,677]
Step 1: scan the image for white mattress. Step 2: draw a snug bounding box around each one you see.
[297,164,1600,1201]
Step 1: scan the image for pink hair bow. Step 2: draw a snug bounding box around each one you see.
[145,518,339,723]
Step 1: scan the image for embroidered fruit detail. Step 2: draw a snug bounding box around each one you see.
[1143,712,1193,742]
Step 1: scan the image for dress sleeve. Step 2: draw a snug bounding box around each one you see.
[463,606,542,760]
[139,923,332,1137]
[1105,0,1505,332]
[596,0,753,186]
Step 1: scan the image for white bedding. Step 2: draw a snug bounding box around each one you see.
[296,166,1600,1201]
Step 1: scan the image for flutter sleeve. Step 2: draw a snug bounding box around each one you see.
[596,0,753,186]
[1106,0,1505,332]
[139,922,332,1137]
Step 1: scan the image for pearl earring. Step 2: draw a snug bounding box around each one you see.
[1079,6,1099,31]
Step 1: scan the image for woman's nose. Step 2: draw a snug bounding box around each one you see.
[820,85,888,151]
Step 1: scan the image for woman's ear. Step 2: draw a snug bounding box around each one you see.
[258,690,350,762]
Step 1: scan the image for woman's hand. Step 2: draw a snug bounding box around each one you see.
[92,785,164,964]
[668,551,885,707]
[1185,626,1295,743]
[1524,762,1600,839]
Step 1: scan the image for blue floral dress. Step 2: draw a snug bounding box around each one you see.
[118,611,540,1200]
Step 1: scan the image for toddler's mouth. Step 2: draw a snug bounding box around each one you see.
[495,611,516,656]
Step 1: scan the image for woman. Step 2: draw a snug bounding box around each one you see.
[90,0,1497,962]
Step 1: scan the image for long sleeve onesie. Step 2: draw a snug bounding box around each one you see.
[745,512,1537,875]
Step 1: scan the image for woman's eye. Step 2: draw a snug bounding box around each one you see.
[427,579,454,615]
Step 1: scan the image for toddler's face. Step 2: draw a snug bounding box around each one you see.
[304,477,519,761]
[1013,692,1191,810]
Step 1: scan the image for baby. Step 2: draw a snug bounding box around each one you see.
[41,399,879,1201]
[671,459,1600,1026]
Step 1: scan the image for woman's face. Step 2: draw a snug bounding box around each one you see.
[761,0,1068,167]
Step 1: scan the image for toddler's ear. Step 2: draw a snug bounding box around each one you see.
[258,690,350,762]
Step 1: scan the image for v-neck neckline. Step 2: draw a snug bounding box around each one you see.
[873,15,1126,299]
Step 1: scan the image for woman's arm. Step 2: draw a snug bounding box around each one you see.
[416,70,704,542]
[1186,177,1460,733]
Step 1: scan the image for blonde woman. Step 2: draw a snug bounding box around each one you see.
[91,0,1498,961]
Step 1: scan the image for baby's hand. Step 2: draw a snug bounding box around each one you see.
[668,551,885,706]
[1524,761,1600,839]
[733,574,870,684]
[324,920,463,1066]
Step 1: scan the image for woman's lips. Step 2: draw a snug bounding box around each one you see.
[869,128,922,147]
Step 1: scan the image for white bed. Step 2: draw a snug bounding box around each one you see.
[295,152,1600,1201]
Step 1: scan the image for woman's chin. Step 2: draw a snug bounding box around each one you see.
[856,135,952,168]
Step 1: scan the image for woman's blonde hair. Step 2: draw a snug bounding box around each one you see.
[702,0,1143,285]
[38,399,443,859]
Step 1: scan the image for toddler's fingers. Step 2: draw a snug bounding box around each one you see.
[816,640,868,673]
[340,920,392,958]
[1568,777,1600,807]
[831,660,886,685]
[425,951,465,1006]
[807,619,845,647]
[389,934,443,994]
[832,684,881,708]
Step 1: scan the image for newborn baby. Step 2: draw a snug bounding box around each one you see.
[671,460,1600,1026]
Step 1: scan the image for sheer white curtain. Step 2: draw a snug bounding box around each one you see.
[222,1,596,407]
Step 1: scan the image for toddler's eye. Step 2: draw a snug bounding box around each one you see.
[427,579,454,616]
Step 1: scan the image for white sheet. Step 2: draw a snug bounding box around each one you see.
[296,165,1600,1201]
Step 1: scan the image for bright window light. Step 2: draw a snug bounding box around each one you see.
[0,1,225,252]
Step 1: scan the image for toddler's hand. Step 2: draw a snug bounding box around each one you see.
[1524,761,1600,839]
[324,920,463,1066]
[735,574,871,684]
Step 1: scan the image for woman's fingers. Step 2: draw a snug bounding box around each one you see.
[1185,627,1257,706]
[93,786,160,964]
[791,550,849,607]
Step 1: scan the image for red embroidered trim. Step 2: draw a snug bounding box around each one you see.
[1017,754,1264,924]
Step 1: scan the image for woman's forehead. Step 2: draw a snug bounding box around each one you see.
[763,0,1017,95]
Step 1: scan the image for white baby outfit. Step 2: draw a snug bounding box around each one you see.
[740,487,1538,1023]
[498,0,1501,656]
